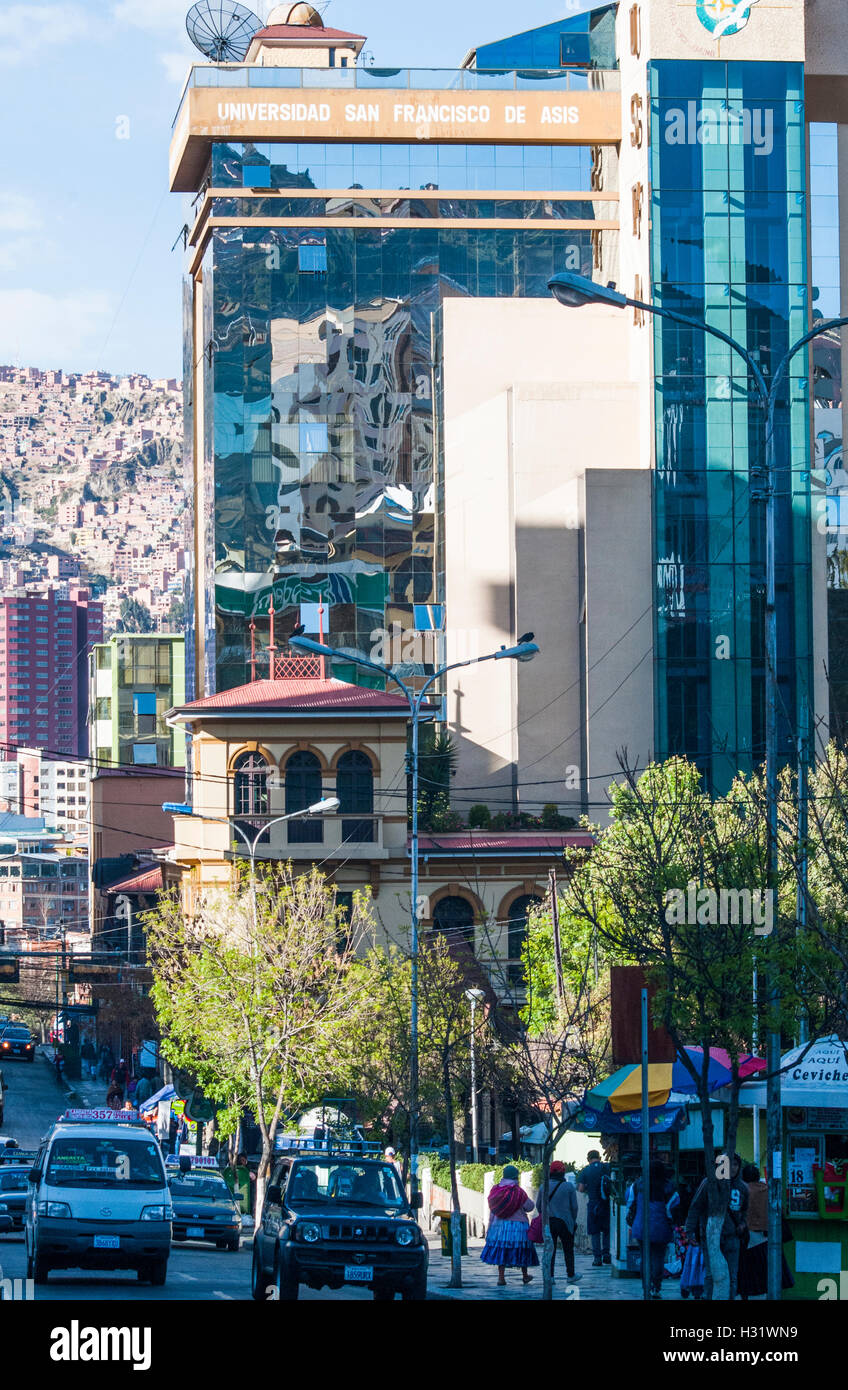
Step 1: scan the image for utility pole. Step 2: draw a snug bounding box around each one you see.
[796,693,809,1047]
[640,988,650,1301]
[465,988,484,1164]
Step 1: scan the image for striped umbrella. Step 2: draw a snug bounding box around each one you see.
[585,1048,765,1115]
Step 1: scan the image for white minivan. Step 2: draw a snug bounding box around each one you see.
[25,1110,172,1285]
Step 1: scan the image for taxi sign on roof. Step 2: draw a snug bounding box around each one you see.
[165,1154,219,1168]
[0,1149,37,1164]
[61,1108,141,1123]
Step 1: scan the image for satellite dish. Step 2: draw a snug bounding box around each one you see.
[186,0,263,62]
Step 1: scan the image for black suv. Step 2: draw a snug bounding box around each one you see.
[251,1148,427,1302]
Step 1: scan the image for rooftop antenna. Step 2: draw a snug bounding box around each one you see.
[186,0,263,62]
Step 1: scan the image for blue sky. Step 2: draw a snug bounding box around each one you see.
[0,1,589,378]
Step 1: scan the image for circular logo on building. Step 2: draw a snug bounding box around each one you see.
[696,0,762,37]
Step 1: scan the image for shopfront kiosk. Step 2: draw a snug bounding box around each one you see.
[741,1035,848,1300]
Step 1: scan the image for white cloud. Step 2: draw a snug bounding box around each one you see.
[113,0,195,34]
[0,239,40,274]
[159,48,195,84]
[1,5,92,67]
[0,194,42,235]
[0,289,114,371]
[114,0,270,39]
[0,196,55,274]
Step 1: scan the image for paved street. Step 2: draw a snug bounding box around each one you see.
[0,1051,679,1302]
[0,1050,68,1148]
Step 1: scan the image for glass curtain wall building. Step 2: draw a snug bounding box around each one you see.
[173,14,620,698]
[188,160,614,694]
[650,60,811,787]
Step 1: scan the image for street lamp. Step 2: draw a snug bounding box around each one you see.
[162,798,340,928]
[550,268,848,1300]
[465,987,485,1164]
[289,631,540,1199]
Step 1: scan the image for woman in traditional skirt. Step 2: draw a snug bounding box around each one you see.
[481,1164,539,1286]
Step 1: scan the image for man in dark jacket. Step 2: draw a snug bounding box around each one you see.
[578,1150,611,1265]
[684,1152,749,1300]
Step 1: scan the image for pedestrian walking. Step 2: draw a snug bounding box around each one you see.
[80,1038,96,1079]
[480,1164,539,1287]
[627,1158,680,1298]
[106,1084,123,1109]
[545,1161,579,1281]
[577,1149,612,1265]
[684,1151,749,1300]
[134,1073,153,1105]
[737,1163,794,1298]
[383,1146,402,1177]
[111,1058,129,1094]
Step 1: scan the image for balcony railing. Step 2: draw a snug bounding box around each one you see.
[226,813,384,857]
[184,64,619,92]
[175,64,619,121]
[341,817,375,844]
[287,817,323,845]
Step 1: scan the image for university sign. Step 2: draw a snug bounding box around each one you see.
[695,0,762,38]
[170,86,621,190]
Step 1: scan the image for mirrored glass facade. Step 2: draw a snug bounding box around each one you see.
[199,139,614,691]
[650,60,812,789]
[811,124,847,732]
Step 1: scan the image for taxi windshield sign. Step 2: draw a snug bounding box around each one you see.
[62,1108,140,1122]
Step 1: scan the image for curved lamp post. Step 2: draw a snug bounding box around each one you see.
[289,632,540,1199]
[549,268,848,1300]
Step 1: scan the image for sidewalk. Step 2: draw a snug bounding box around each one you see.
[425,1233,684,1301]
[41,1047,106,1109]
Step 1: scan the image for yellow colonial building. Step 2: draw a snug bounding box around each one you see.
[158,670,591,996]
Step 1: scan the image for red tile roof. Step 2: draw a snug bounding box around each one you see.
[417,830,593,855]
[106,864,163,895]
[254,24,366,41]
[172,677,414,716]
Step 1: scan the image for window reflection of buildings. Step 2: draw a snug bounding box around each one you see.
[204,139,614,689]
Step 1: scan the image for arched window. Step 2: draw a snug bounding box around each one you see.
[286,750,323,843]
[233,752,269,817]
[507,894,541,986]
[432,895,475,949]
[337,750,374,843]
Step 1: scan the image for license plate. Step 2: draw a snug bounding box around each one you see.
[344,1265,373,1283]
[187,1226,204,1237]
[93,1235,120,1249]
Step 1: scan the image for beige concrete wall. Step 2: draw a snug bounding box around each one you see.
[646,0,805,62]
[582,468,655,799]
[441,298,646,815]
[805,0,848,76]
[249,42,359,67]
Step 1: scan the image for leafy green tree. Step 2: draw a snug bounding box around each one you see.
[343,936,524,1288]
[117,596,153,633]
[554,755,818,1300]
[801,742,848,1036]
[145,864,372,1206]
[166,595,185,632]
[417,730,457,830]
[502,904,605,1302]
